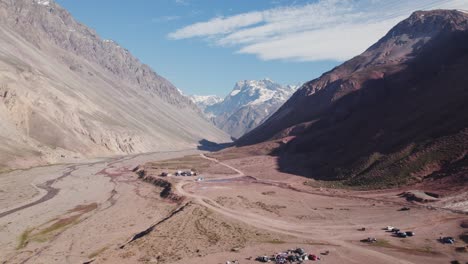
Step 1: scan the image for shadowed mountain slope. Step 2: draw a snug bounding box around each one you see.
[237,10,468,188]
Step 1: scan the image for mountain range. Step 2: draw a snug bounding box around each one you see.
[0,0,229,170]
[237,10,468,188]
[191,79,299,139]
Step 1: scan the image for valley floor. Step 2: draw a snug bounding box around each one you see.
[0,151,467,264]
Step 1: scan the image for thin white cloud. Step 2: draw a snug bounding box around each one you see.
[175,0,189,6]
[152,16,181,23]
[169,12,264,39]
[168,0,468,61]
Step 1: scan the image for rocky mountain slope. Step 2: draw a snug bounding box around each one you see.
[194,79,298,139]
[237,10,468,188]
[0,0,230,170]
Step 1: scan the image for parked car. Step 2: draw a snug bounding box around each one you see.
[363,237,377,243]
[255,256,270,262]
[295,248,305,255]
[405,231,415,237]
[396,232,407,238]
[441,237,455,244]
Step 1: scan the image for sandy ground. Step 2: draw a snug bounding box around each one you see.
[97,154,468,264]
[1,152,467,264]
[0,149,201,263]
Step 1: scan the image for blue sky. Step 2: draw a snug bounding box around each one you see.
[55,0,468,97]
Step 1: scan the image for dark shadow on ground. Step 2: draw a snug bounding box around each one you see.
[197,139,233,152]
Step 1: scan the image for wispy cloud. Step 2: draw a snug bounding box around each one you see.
[168,0,468,61]
[175,0,189,6]
[152,16,181,23]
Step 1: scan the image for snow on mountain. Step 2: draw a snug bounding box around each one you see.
[195,79,300,138]
[190,95,223,109]
[35,0,51,6]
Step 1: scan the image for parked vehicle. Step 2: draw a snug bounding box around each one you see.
[396,232,407,238]
[405,231,415,237]
[363,237,377,243]
[295,248,305,255]
[441,237,455,244]
[255,256,270,262]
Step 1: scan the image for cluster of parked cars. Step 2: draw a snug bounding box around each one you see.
[175,170,197,176]
[385,226,415,238]
[160,171,198,177]
[255,248,322,263]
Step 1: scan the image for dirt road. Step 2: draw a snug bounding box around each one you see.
[171,154,465,264]
[2,151,465,264]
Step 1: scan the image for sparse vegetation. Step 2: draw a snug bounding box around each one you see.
[146,155,211,173]
[265,239,286,244]
[370,239,391,248]
[17,228,33,249]
[88,246,109,259]
[16,203,97,248]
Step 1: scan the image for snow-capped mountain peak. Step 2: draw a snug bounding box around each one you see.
[190,95,222,105]
[226,79,298,107]
[189,95,223,112]
[35,0,52,6]
[194,79,300,138]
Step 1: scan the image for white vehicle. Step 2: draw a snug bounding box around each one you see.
[386,226,395,231]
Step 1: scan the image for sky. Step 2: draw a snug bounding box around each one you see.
[55,0,468,97]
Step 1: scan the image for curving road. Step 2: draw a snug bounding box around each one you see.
[174,154,417,264]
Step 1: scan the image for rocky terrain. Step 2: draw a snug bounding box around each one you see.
[237,10,468,188]
[192,79,298,139]
[0,0,230,170]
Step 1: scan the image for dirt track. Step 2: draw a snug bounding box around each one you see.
[2,151,467,264]
[174,155,419,264]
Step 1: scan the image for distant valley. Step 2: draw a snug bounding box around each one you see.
[1,2,467,264]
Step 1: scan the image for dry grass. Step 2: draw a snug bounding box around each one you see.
[368,239,442,256]
[145,155,211,173]
[207,141,280,161]
[264,239,287,244]
[88,246,109,259]
[17,228,33,249]
[16,203,97,249]
[68,202,98,214]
